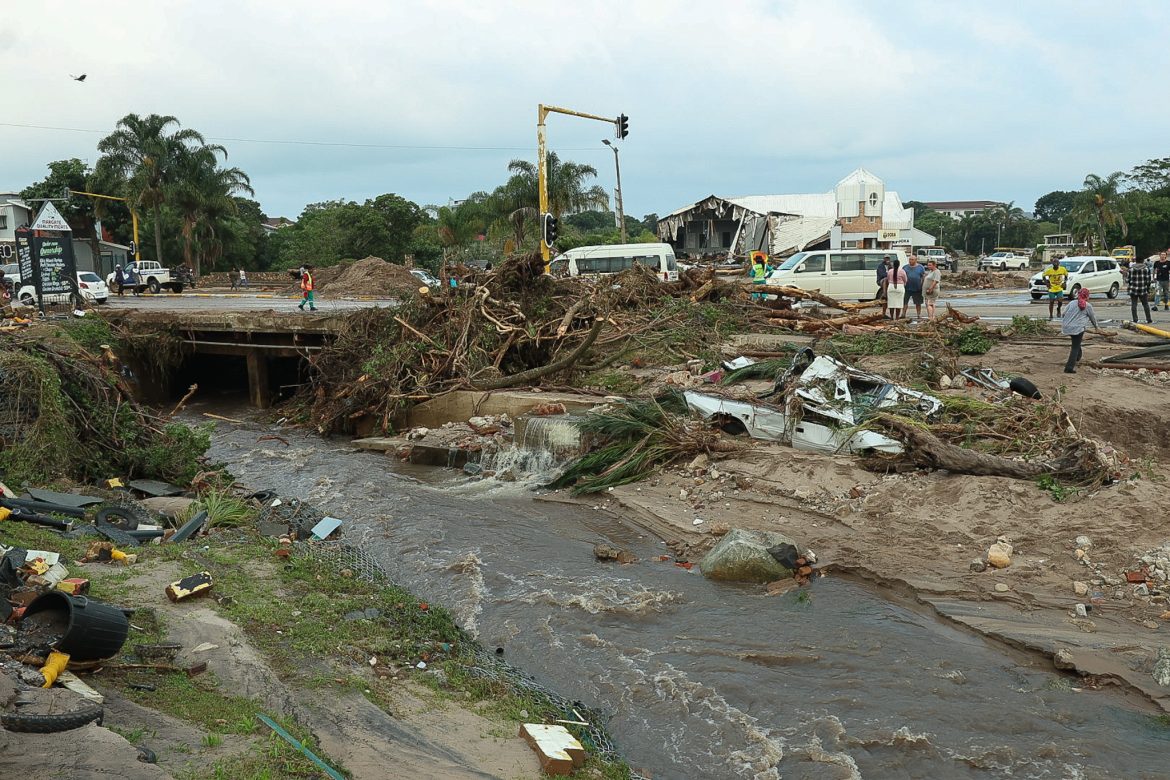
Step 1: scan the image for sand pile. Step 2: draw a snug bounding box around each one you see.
[286,257,423,298]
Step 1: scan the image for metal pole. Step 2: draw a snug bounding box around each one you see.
[131,210,141,262]
[537,104,550,273]
[603,140,626,243]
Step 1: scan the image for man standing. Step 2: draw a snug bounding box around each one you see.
[923,259,942,320]
[1152,251,1170,311]
[297,265,317,311]
[1042,257,1068,320]
[902,254,926,321]
[1127,254,1153,324]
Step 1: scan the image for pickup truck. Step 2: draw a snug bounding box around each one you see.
[105,261,185,294]
[977,251,1030,271]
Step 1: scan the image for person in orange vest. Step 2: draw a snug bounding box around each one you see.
[297,265,317,311]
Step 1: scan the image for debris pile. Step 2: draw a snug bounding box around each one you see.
[0,331,210,486]
[947,270,1030,289]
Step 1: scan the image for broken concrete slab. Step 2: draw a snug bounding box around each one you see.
[519,723,585,776]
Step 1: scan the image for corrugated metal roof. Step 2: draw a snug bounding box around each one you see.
[768,216,837,256]
[727,194,837,218]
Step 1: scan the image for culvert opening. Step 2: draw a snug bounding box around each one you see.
[168,352,310,407]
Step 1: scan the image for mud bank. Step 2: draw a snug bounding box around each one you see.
[564,338,1170,715]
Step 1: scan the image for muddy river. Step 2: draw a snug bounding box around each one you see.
[205,417,1169,779]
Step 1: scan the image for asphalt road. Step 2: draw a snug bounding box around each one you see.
[94,286,1170,326]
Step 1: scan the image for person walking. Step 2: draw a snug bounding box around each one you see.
[238,268,248,288]
[876,255,891,315]
[1042,257,1068,320]
[1127,254,1153,323]
[125,264,140,297]
[1061,287,1099,374]
[297,265,317,311]
[229,268,239,291]
[902,254,926,321]
[1152,251,1170,312]
[887,257,905,320]
[923,259,942,320]
[113,264,126,297]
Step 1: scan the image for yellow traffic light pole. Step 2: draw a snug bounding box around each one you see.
[538,104,622,273]
[67,189,141,263]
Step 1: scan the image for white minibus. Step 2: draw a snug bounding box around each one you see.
[766,249,908,300]
[555,243,679,282]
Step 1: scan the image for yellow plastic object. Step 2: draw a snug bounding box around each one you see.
[1131,322,1170,340]
[110,549,128,562]
[40,651,70,688]
[0,507,10,522]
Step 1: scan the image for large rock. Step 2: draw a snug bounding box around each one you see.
[700,529,802,583]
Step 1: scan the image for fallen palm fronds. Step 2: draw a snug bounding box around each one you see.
[548,394,741,494]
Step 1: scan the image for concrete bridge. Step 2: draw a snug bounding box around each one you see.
[103,310,347,408]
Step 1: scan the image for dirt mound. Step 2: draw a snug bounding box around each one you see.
[948,270,1029,289]
[318,257,421,298]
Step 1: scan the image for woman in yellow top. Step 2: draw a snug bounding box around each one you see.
[1042,258,1068,320]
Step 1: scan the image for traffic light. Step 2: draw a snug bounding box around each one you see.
[616,113,629,140]
[542,213,559,246]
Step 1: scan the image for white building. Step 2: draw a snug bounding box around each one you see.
[658,168,934,259]
[0,192,33,247]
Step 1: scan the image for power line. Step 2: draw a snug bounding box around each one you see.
[0,121,600,152]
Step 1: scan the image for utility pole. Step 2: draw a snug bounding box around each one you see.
[602,139,626,242]
[537,104,628,273]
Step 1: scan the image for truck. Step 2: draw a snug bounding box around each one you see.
[105,260,185,294]
[1110,245,1136,265]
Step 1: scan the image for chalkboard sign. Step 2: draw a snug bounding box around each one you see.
[32,236,76,295]
[15,228,33,283]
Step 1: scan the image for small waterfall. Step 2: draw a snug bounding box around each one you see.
[478,415,584,481]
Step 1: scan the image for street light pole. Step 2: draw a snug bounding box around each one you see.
[602,139,626,243]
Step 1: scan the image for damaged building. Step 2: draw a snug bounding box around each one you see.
[657,168,935,260]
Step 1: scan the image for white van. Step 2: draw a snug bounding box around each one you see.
[555,243,679,282]
[766,249,908,300]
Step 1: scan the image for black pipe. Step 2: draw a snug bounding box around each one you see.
[0,498,86,518]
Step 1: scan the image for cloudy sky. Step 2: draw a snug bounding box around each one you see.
[3,0,1168,221]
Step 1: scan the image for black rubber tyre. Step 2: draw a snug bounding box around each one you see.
[95,506,141,531]
[1,704,103,733]
[1067,284,1081,300]
[1107,282,1120,299]
[1009,376,1041,400]
[147,278,161,294]
[1031,293,1042,300]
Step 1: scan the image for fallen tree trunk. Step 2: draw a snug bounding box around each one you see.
[875,414,1049,479]
[471,316,606,391]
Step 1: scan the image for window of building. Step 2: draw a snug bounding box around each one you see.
[721,231,731,247]
[0,214,7,229]
[844,217,852,224]
[869,193,879,208]
[843,240,857,248]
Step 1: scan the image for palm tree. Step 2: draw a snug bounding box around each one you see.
[1074,172,1128,251]
[169,145,253,274]
[96,114,207,265]
[505,152,609,218]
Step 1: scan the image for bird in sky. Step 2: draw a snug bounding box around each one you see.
[70,73,86,82]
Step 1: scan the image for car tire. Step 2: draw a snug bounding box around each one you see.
[147,278,161,294]
[1018,263,1027,270]
[1031,292,1042,300]
[1068,284,1081,300]
[19,293,34,306]
[1107,282,1119,299]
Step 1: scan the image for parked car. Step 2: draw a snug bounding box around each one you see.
[1029,256,1123,300]
[978,251,1030,271]
[409,268,441,288]
[16,271,109,307]
[105,260,184,294]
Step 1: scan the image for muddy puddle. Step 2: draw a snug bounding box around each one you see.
[203,413,1170,779]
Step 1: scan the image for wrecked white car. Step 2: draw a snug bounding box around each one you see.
[685,350,941,455]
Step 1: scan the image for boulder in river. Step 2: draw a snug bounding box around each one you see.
[700,528,802,583]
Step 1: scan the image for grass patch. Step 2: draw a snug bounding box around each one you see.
[1037,474,1078,502]
[948,326,995,355]
[1006,315,1051,338]
[184,488,258,529]
[584,369,644,396]
[57,317,119,352]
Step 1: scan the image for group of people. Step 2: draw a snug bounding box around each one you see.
[876,254,942,320]
[112,264,140,296]
[1120,252,1170,324]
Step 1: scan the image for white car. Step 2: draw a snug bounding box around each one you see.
[17,271,109,307]
[409,268,441,288]
[1029,256,1123,301]
[978,251,1030,271]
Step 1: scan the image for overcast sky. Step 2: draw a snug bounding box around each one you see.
[4,0,1168,221]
